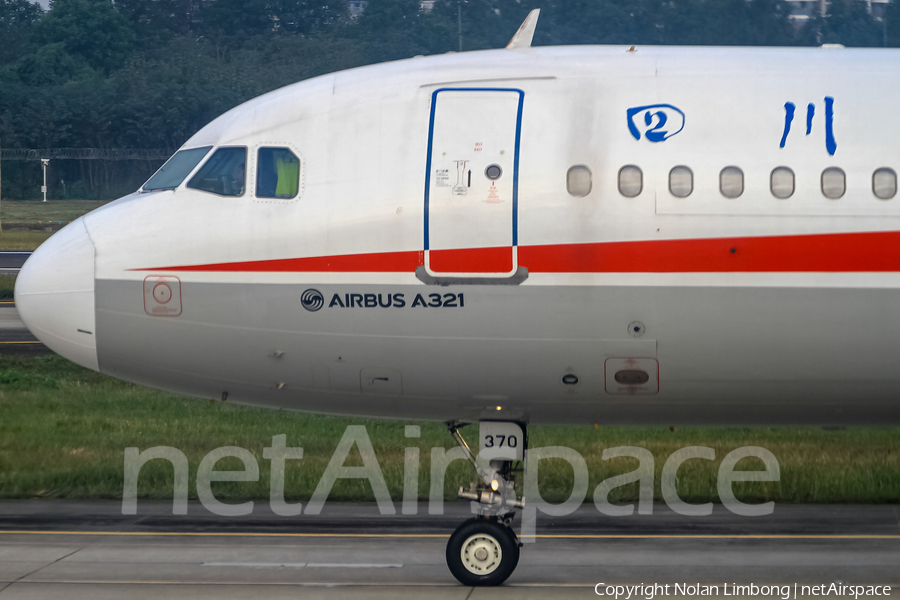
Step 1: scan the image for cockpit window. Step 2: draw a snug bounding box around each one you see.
[187,147,247,196]
[142,146,211,191]
[257,148,300,199]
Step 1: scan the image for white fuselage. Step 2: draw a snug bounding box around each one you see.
[15,45,900,425]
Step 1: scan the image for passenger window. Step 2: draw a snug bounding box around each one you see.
[770,167,794,199]
[618,165,642,197]
[821,167,845,199]
[257,148,301,199]
[719,166,743,198]
[873,168,897,200]
[669,166,693,198]
[187,147,247,197]
[566,165,592,197]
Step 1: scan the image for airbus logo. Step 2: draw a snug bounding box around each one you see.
[301,289,324,312]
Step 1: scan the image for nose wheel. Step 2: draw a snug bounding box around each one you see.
[446,518,520,586]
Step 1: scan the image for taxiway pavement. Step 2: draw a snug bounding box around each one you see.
[0,303,44,351]
[0,252,30,273]
[0,254,42,351]
[0,501,898,599]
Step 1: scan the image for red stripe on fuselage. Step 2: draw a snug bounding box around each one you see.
[138,250,425,272]
[134,231,900,273]
[521,231,900,272]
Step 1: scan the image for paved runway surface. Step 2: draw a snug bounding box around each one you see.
[0,252,30,273]
[0,303,44,351]
[0,501,898,599]
[1,253,47,352]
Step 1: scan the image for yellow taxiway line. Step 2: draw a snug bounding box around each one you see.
[0,579,597,587]
[1,530,899,540]
[7,580,900,591]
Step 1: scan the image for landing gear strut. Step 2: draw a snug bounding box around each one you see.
[444,421,526,586]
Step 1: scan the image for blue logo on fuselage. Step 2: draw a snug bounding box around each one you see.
[627,104,685,142]
[301,289,324,312]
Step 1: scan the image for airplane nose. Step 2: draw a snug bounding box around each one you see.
[15,218,99,371]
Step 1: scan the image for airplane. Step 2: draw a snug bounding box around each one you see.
[14,8,900,586]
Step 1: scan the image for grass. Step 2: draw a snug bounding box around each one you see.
[0,231,52,251]
[0,200,108,229]
[0,200,107,250]
[1,353,898,505]
[0,274,14,299]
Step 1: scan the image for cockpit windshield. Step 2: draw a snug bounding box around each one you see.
[142,146,211,191]
[187,147,247,197]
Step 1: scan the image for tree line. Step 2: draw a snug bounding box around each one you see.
[1,0,898,200]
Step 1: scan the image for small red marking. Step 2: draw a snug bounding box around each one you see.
[143,275,182,317]
[152,283,172,304]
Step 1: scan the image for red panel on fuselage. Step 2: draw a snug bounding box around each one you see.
[428,247,514,274]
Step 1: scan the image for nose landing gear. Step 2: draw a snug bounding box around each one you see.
[444,421,526,586]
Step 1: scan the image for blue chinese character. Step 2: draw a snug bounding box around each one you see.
[780,97,836,156]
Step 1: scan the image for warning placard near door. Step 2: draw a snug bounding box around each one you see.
[486,182,501,204]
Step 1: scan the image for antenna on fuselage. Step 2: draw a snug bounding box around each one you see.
[506,9,540,50]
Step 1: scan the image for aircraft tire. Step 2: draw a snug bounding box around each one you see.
[446,518,519,586]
